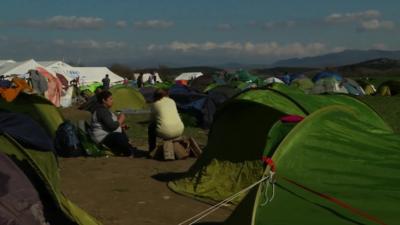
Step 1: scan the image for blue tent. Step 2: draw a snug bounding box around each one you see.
[312,71,343,82]
[278,73,305,85]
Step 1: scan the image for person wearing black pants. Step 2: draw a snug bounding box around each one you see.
[102,131,133,156]
[148,122,157,153]
[90,91,135,156]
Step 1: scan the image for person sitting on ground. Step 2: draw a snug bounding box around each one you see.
[78,86,104,113]
[90,90,136,156]
[148,89,184,153]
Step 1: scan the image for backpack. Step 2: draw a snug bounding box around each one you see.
[54,121,84,157]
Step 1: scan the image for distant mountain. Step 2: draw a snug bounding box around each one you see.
[272,49,400,67]
[214,62,269,70]
[253,66,319,77]
[337,58,400,77]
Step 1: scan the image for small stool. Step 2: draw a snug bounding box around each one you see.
[150,136,189,160]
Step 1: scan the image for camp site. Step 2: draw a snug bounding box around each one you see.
[2,1,400,225]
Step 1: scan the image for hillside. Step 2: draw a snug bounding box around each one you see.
[272,49,400,68]
[338,58,400,77]
[252,66,319,78]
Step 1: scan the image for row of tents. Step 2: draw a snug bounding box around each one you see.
[0,59,125,107]
[1,67,399,224]
[137,70,398,129]
[176,70,400,97]
[167,83,400,224]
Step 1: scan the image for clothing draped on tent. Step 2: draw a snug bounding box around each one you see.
[37,67,62,107]
[0,78,32,102]
[29,70,48,95]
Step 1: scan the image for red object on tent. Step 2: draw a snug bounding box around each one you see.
[36,67,62,107]
[56,73,69,89]
[175,80,188,86]
[280,115,304,123]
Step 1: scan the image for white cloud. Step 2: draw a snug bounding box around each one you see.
[325,10,381,23]
[359,19,395,31]
[263,21,296,30]
[116,20,127,28]
[23,16,105,29]
[147,41,327,57]
[54,39,126,49]
[134,20,174,29]
[372,43,388,50]
[332,46,347,53]
[217,23,233,30]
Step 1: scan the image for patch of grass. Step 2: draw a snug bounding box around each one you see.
[124,113,209,148]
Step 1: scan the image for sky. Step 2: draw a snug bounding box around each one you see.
[1,0,400,67]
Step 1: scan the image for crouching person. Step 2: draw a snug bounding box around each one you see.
[148,89,184,153]
[90,90,135,156]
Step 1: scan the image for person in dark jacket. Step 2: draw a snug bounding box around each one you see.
[102,74,110,90]
[78,86,104,113]
[89,90,135,156]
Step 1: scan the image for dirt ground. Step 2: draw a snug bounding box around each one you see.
[59,107,232,225]
[60,157,232,225]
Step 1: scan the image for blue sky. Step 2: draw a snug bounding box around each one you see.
[1,0,399,66]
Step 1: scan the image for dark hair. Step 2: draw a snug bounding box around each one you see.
[95,86,104,94]
[97,90,112,104]
[153,88,168,102]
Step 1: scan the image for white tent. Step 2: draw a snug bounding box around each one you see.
[264,77,284,85]
[75,67,124,86]
[0,60,16,67]
[133,73,163,83]
[0,59,43,77]
[175,72,203,81]
[311,78,348,94]
[37,61,80,82]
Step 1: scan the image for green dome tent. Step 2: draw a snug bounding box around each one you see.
[109,86,147,112]
[357,79,377,96]
[168,85,391,204]
[0,132,101,224]
[221,105,400,225]
[0,93,64,137]
[378,80,400,96]
[80,82,103,93]
[234,70,259,83]
[289,77,314,93]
